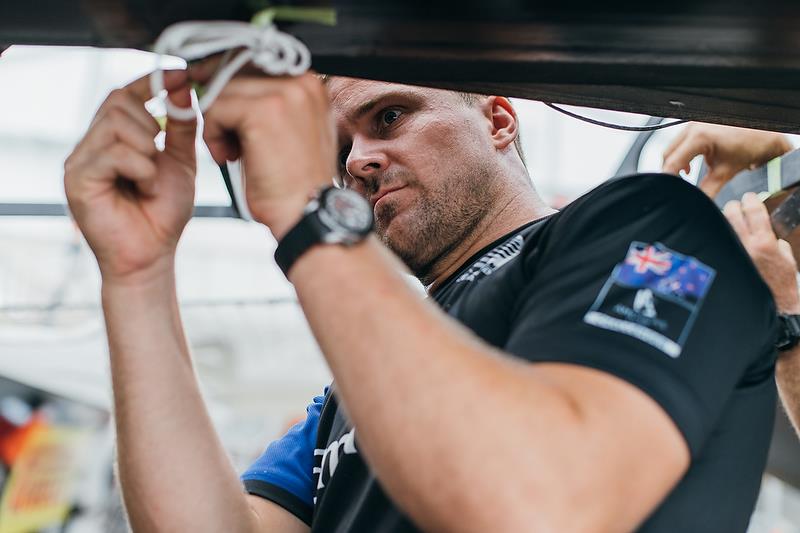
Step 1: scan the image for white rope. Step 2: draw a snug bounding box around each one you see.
[150,20,312,120]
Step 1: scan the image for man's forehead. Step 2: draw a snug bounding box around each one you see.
[327,77,448,120]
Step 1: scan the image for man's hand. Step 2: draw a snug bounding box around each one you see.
[195,70,336,239]
[663,123,792,198]
[64,72,197,284]
[723,193,800,314]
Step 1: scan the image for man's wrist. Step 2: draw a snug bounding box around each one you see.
[100,255,177,300]
[253,197,309,242]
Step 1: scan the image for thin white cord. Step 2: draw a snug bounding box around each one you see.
[150,20,312,120]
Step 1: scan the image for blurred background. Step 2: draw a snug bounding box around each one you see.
[0,45,797,531]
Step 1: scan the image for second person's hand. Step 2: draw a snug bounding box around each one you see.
[662,123,792,198]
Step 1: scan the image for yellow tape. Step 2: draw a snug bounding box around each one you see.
[251,6,337,27]
[767,156,782,194]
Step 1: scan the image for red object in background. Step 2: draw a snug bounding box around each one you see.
[0,414,48,468]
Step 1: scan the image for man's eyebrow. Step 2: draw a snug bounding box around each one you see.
[348,90,422,122]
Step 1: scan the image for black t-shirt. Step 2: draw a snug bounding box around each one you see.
[242,173,778,532]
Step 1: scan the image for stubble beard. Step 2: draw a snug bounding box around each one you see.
[375,164,495,284]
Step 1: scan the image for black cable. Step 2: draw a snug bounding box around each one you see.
[543,103,688,132]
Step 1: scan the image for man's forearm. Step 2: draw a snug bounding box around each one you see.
[288,238,683,533]
[102,260,256,533]
[777,350,800,437]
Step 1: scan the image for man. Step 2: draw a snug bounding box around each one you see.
[663,123,800,437]
[64,70,778,532]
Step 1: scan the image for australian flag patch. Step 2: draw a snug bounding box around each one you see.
[583,241,715,357]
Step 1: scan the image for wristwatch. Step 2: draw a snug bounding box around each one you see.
[274,186,374,277]
[777,313,800,352]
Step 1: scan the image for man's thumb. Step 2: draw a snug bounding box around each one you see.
[164,86,197,162]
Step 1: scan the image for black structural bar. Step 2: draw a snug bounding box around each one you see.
[3,1,800,131]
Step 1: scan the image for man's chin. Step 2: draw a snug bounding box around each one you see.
[375,209,408,247]
[377,211,428,270]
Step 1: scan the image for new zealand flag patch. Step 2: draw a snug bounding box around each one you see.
[583,242,716,357]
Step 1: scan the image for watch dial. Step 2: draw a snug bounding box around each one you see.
[325,188,373,232]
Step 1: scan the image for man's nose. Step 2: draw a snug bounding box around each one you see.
[346,137,390,183]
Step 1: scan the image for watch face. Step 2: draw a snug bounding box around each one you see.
[322,188,373,233]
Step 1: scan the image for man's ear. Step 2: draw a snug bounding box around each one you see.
[482,96,518,151]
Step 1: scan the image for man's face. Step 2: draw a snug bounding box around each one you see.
[328,78,498,279]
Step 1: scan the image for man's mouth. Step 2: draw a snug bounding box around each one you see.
[370,185,406,209]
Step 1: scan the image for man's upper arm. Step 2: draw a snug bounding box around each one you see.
[528,362,689,531]
[247,495,310,533]
[507,174,775,456]
[241,389,327,528]
[500,174,776,527]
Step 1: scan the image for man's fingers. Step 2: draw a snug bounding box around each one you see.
[95,144,158,187]
[124,72,159,103]
[186,54,227,86]
[91,70,190,131]
[202,96,250,164]
[723,200,750,239]
[741,192,773,237]
[163,86,198,164]
[77,107,159,163]
[92,87,162,139]
[122,69,190,104]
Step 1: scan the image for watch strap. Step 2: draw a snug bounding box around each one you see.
[274,210,328,277]
[777,313,800,352]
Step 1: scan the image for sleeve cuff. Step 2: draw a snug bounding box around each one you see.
[243,479,313,526]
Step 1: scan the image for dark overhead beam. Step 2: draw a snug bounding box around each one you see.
[2,1,800,130]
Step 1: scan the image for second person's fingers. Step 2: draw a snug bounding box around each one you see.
[663,134,704,176]
[778,239,798,268]
[662,126,690,168]
[741,192,773,237]
[723,200,751,239]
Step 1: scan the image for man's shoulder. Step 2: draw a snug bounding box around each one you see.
[568,173,709,215]
[548,173,723,242]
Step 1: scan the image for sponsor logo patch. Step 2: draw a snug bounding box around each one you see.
[583,241,715,357]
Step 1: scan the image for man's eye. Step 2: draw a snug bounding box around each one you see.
[381,109,401,126]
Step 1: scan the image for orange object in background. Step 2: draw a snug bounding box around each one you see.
[0,414,48,467]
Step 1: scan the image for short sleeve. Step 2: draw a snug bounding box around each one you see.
[504,174,777,457]
[241,388,328,526]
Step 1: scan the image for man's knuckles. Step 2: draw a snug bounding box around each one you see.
[63,152,82,180]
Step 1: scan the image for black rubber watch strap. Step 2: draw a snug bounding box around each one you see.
[274,211,327,277]
[777,313,800,352]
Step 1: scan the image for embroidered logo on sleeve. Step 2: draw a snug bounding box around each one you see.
[583,241,716,358]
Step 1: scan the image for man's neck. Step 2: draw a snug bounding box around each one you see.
[426,188,556,293]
